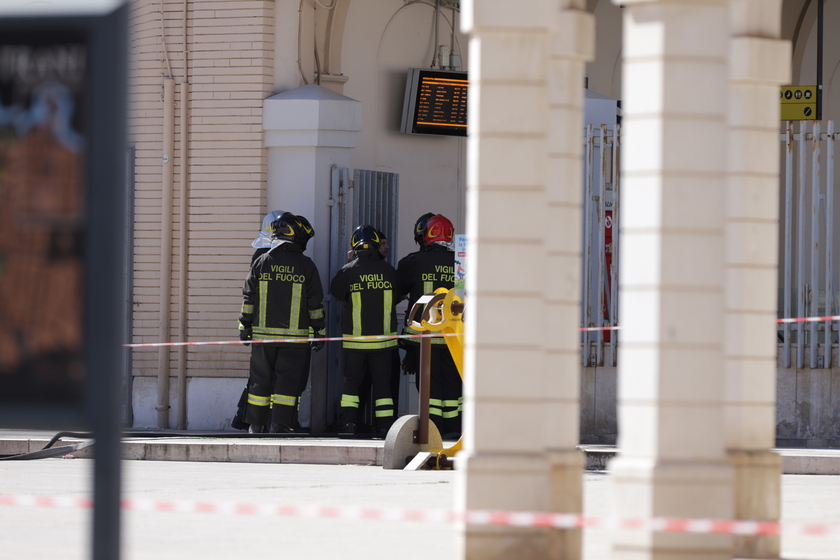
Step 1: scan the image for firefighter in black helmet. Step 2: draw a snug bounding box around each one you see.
[330,225,398,436]
[239,212,325,434]
[232,209,288,431]
[396,214,461,438]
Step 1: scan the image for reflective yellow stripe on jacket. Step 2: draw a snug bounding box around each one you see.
[258,281,268,328]
[253,280,309,342]
[289,284,302,331]
[344,290,396,350]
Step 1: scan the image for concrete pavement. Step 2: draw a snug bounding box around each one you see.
[1,459,839,560]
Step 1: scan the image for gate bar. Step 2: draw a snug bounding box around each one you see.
[596,125,608,367]
[798,121,807,368]
[582,125,593,366]
[826,121,835,368]
[783,122,793,367]
[609,125,621,367]
[810,122,821,368]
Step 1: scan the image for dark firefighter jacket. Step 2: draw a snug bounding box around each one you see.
[330,250,398,350]
[395,244,455,346]
[239,243,325,343]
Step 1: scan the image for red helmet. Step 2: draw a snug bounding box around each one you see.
[424,214,454,245]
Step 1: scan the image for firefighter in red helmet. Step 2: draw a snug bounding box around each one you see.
[394,213,434,389]
[396,214,461,438]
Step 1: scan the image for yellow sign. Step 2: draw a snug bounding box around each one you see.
[780,86,817,120]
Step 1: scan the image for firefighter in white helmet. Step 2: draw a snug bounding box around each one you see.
[238,212,325,433]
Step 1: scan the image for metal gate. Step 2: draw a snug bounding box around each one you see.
[579,120,840,371]
[779,120,839,369]
[581,124,622,367]
[324,167,400,427]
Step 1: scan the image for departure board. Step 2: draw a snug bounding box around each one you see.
[401,69,468,137]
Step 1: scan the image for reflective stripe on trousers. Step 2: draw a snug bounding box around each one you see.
[271,394,297,408]
[247,394,270,407]
[375,397,394,418]
[341,394,360,408]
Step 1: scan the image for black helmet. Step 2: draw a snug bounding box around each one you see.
[294,215,315,249]
[271,212,314,248]
[413,212,435,246]
[351,225,382,251]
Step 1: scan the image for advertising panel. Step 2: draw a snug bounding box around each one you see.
[454,234,466,299]
[0,30,88,415]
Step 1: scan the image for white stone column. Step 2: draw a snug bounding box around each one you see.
[725,1,789,557]
[457,1,556,559]
[545,3,594,559]
[611,1,734,559]
[263,84,361,432]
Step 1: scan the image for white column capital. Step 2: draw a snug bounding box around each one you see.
[729,37,791,85]
[730,0,783,38]
[461,0,552,34]
[550,9,595,61]
[263,84,362,148]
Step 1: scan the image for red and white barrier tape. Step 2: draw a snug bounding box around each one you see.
[575,315,840,333]
[125,329,616,348]
[123,315,840,349]
[777,314,840,324]
[0,494,837,536]
[124,332,458,349]
[580,315,840,333]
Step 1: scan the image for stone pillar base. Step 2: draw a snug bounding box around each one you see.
[727,449,781,559]
[458,452,558,560]
[547,448,584,559]
[611,458,734,560]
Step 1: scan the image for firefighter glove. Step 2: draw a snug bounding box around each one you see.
[239,326,252,346]
[401,345,420,376]
[311,331,326,353]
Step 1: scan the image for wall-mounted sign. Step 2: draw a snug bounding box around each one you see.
[780,86,817,120]
[0,29,89,422]
[0,6,127,429]
[454,234,466,299]
[401,68,468,137]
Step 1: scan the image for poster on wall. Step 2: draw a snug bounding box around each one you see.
[0,30,89,415]
[454,234,466,300]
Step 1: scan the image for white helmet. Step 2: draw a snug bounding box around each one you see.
[252,210,286,248]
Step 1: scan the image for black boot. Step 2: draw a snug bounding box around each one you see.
[248,424,266,434]
[269,423,294,434]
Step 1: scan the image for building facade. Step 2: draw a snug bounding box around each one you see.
[127,4,836,557]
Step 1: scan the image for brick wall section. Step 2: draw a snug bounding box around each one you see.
[128,0,275,379]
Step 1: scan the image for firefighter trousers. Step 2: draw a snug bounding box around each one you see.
[339,348,395,432]
[414,345,462,436]
[245,344,310,428]
[232,350,311,430]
